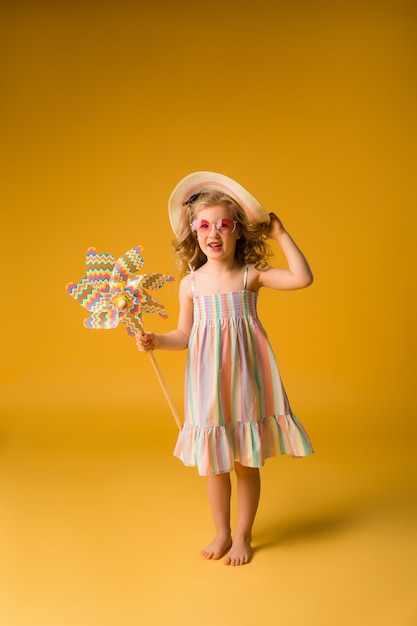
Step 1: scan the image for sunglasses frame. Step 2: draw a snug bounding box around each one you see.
[190,217,238,235]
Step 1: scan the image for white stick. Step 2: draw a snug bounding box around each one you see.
[147,351,182,430]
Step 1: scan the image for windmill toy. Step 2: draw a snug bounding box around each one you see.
[66,245,181,430]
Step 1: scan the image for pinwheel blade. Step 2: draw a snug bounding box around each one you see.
[85,247,115,286]
[111,246,144,286]
[140,292,169,318]
[84,303,120,329]
[121,309,144,336]
[66,247,114,311]
[140,272,175,292]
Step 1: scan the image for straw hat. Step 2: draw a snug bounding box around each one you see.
[168,171,270,236]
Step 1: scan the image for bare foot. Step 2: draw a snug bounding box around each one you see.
[201,533,232,560]
[224,537,253,566]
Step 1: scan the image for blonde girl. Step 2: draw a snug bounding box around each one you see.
[137,172,314,566]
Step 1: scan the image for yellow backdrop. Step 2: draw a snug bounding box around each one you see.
[1,2,416,625]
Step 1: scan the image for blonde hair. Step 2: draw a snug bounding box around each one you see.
[172,191,272,276]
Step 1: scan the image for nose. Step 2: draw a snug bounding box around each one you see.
[206,222,220,236]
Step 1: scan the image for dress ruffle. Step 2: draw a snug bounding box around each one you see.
[174,412,314,476]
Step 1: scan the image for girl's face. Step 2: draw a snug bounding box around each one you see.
[192,203,240,262]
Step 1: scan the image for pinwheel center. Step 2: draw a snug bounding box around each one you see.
[115,294,131,312]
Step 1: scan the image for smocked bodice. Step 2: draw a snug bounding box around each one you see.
[192,290,258,322]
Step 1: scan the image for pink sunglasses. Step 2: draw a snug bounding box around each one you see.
[190,217,237,235]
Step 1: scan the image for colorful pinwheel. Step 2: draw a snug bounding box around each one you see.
[66,246,181,429]
[66,246,173,335]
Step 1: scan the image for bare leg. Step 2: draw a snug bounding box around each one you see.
[225,463,260,566]
[201,472,232,560]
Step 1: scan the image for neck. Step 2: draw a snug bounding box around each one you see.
[204,258,241,273]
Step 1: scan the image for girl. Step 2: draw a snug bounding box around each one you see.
[136,172,314,566]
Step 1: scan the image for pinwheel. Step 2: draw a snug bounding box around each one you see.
[66,245,181,429]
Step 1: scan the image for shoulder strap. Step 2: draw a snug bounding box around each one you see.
[243,265,249,289]
[188,265,195,297]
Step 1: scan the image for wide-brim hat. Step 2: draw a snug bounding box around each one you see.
[168,171,270,236]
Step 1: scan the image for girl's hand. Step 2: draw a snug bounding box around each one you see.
[136,331,156,352]
[266,212,286,239]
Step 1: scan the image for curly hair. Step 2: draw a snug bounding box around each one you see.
[172,191,272,276]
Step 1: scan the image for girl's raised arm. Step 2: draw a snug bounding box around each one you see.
[257,213,313,291]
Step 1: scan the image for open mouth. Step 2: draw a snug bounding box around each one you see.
[208,242,222,249]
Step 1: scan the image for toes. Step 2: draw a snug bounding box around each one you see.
[224,549,251,566]
[201,550,214,560]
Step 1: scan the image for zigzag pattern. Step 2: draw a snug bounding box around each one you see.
[66,277,110,312]
[85,248,115,286]
[140,292,169,318]
[141,272,174,291]
[84,307,119,330]
[111,246,144,285]
[121,312,144,337]
[67,245,174,337]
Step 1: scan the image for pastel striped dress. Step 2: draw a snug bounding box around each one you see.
[173,267,314,476]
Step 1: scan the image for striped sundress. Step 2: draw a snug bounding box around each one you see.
[173,267,314,476]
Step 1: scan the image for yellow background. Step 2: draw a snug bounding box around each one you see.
[1,2,416,625]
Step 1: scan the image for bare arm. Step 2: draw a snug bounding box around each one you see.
[136,274,193,352]
[256,213,313,291]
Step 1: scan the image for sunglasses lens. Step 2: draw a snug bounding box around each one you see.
[217,218,235,233]
[191,219,209,232]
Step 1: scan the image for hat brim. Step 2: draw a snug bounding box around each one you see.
[168,171,270,236]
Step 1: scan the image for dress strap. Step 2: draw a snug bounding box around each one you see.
[243,265,249,290]
[189,265,196,297]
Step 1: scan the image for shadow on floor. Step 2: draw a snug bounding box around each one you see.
[255,507,357,551]
[254,478,417,554]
